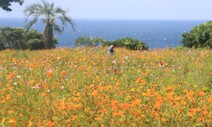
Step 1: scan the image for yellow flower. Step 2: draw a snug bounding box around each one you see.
[8,118,16,123]
[28,120,33,127]
[29,80,35,85]
[1,118,6,123]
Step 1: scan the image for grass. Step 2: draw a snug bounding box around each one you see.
[0,47,211,127]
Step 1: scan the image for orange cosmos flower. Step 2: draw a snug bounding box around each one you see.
[11,72,16,77]
[153,102,161,110]
[131,99,141,106]
[6,74,12,80]
[119,103,129,109]
[188,108,199,117]
[112,111,124,117]
[47,71,53,78]
[198,91,205,97]
[180,100,187,105]
[41,92,47,97]
[99,108,107,113]
[71,116,78,121]
[207,98,212,104]
[92,90,99,97]
[46,121,54,127]
[17,92,24,96]
[165,85,174,91]
[152,111,160,120]
[6,94,11,100]
[61,70,67,77]
[135,77,146,84]
[1,100,6,103]
[186,91,194,96]
[8,110,14,115]
[78,66,83,71]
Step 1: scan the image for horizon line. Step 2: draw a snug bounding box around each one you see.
[0,17,210,21]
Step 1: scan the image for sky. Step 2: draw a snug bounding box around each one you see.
[0,0,212,20]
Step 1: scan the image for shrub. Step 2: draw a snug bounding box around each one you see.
[27,39,45,50]
[75,36,105,47]
[0,42,5,50]
[181,21,212,49]
[0,27,26,49]
[103,38,149,50]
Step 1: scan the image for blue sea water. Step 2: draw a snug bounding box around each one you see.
[0,18,207,48]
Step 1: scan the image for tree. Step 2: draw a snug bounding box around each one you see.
[75,36,105,47]
[181,21,212,49]
[0,27,25,49]
[0,0,23,11]
[0,27,57,50]
[24,0,75,49]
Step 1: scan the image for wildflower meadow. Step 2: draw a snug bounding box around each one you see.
[0,47,211,126]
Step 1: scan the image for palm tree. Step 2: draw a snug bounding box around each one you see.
[24,0,75,49]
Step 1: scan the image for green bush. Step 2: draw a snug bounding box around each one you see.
[75,36,105,47]
[27,39,45,50]
[0,27,57,50]
[103,38,149,50]
[0,27,26,49]
[181,21,212,49]
[0,42,5,50]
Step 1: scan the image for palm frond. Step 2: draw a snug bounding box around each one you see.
[53,23,62,33]
[25,17,38,32]
[64,16,76,32]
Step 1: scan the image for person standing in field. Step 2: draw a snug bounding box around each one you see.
[108,45,114,55]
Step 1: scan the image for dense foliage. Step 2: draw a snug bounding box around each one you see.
[0,27,57,50]
[103,38,149,50]
[0,48,211,126]
[182,21,212,49]
[24,0,75,49]
[75,36,105,47]
[0,0,23,11]
[0,27,24,49]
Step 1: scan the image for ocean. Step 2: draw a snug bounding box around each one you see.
[0,19,207,48]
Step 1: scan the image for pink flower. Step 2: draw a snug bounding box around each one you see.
[31,83,42,89]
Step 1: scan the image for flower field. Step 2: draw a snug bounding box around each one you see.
[0,48,212,126]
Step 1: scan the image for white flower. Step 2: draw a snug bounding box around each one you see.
[46,90,50,92]
[17,75,21,78]
[112,60,116,64]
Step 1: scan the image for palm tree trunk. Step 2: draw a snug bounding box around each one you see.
[44,24,53,49]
